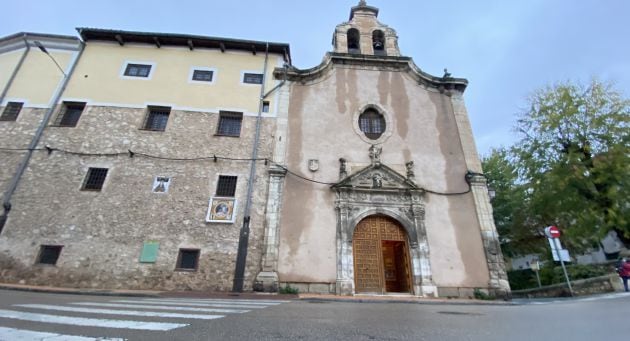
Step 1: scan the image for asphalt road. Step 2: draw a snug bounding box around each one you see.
[0,289,628,340]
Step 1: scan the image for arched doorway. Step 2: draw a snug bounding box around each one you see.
[353,215,413,294]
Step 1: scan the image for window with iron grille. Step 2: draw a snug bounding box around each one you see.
[192,69,214,82]
[142,106,170,131]
[359,109,386,140]
[216,175,237,197]
[124,63,152,77]
[216,111,242,137]
[0,102,23,121]
[243,73,263,84]
[176,249,200,270]
[82,167,108,191]
[37,245,63,265]
[54,102,85,127]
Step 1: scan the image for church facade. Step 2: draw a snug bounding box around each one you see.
[0,2,510,298]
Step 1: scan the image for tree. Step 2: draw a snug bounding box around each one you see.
[485,79,630,253]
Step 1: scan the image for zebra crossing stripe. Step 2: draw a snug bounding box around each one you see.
[0,326,124,341]
[15,304,225,320]
[151,298,291,305]
[71,302,249,314]
[147,298,286,305]
[111,299,267,309]
[0,309,187,331]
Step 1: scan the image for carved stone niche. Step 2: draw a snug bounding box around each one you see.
[331,161,435,296]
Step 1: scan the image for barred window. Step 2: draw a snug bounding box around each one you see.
[216,175,237,197]
[243,73,263,84]
[176,249,200,271]
[54,102,86,127]
[0,102,23,121]
[124,63,152,77]
[216,111,242,137]
[143,106,170,131]
[192,70,214,82]
[359,109,386,140]
[37,245,63,265]
[82,167,109,191]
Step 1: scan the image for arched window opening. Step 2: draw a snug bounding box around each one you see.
[347,28,360,54]
[359,109,386,140]
[372,30,386,56]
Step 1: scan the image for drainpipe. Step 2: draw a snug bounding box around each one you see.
[232,43,270,292]
[0,41,85,232]
[0,35,30,107]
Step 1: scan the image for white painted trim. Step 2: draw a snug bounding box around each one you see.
[240,70,264,86]
[188,66,217,85]
[1,98,28,107]
[119,60,156,80]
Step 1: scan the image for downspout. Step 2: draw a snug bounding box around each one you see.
[0,35,31,107]
[233,43,270,292]
[0,41,85,232]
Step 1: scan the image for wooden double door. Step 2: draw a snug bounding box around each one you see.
[353,215,413,294]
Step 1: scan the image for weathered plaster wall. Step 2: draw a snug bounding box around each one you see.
[0,106,275,290]
[278,65,490,289]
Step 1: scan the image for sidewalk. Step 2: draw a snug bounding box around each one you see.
[0,282,512,305]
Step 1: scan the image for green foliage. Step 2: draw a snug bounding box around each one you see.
[508,263,613,290]
[473,288,495,300]
[483,79,630,254]
[279,284,299,295]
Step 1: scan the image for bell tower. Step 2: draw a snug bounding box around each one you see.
[332,1,400,56]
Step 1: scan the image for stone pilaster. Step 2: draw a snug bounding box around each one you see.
[468,174,511,298]
[254,166,287,292]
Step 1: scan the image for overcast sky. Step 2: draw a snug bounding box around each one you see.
[2,0,628,155]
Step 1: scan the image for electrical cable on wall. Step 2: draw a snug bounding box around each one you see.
[0,145,477,196]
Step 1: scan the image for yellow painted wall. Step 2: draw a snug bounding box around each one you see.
[63,42,282,114]
[4,49,73,106]
[0,49,25,96]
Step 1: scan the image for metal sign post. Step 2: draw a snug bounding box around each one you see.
[545,226,574,296]
[530,261,542,288]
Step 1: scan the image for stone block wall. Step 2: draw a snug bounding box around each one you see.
[0,105,276,291]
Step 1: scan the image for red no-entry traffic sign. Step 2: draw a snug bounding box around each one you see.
[545,226,561,239]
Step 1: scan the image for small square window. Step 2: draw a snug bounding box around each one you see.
[0,102,24,121]
[192,70,214,82]
[262,101,270,113]
[216,111,242,137]
[243,73,263,84]
[142,106,170,131]
[176,249,200,271]
[37,245,63,265]
[124,63,152,77]
[216,175,238,197]
[82,167,108,191]
[54,102,85,127]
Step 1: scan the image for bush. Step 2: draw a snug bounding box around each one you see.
[473,288,495,300]
[508,263,614,290]
[279,284,299,295]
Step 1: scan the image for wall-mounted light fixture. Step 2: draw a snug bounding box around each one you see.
[34,41,68,77]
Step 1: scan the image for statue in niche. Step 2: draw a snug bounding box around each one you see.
[406,161,415,180]
[372,173,383,188]
[339,158,348,179]
[369,145,382,164]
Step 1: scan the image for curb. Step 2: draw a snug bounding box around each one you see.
[299,296,516,306]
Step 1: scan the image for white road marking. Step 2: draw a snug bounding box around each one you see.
[147,298,289,305]
[111,299,267,309]
[71,302,249,314]
[0,309,187,331]
[15,304,224,320]
[0,326,124,341]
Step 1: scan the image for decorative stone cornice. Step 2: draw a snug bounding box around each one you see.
[274,52,467,93]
